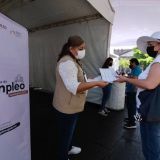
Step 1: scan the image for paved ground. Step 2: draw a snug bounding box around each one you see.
[30,89,144,160]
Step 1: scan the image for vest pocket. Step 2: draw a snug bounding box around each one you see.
[69,92,86,107]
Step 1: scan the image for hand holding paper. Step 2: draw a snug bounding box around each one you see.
[87,75,102,82]
[87,76,108,88]
[99,68,117,83]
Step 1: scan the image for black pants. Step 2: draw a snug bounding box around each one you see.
[100,83,112,111]
[126,92,136,124]
[53,107,79,160]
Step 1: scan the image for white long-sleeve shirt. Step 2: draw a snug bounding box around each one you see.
[59,60,81,95]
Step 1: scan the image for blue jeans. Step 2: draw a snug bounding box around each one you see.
[126,92,136,124]
[140,121,160,160]
[100,83,112,111]
[53,107,79,160]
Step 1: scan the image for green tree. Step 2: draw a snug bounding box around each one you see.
[133,48,153,69]
[119,58,129,68]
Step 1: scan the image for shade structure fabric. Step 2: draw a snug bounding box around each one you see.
[1,0,115,104]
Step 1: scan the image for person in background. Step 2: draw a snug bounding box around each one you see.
[52,35,108,160]
[124,58,142,129]
[98,57,113,116]
[116,31,160,160]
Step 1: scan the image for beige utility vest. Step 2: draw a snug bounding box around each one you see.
[53,56,87,114]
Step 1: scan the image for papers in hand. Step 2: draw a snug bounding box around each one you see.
[87,76,102,88]
[87,75,102,82]
[99,68,117,83]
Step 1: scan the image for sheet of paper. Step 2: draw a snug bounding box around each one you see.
[87,75,102,82]
[86,76,102,88]
[99,68,117,83]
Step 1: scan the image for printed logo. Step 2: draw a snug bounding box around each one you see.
[0,23,7,30]
[10,30,22,38]
[0,122,20,136]
[0,74,28,97]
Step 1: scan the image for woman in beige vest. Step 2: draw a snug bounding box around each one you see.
[52,35,108,160]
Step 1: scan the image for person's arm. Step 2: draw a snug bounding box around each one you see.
[127,75,138,79]
[116,63,160,90]
[59,60,108,95]
[77,81,108,93]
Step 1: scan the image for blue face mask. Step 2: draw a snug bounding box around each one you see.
[146,46,158,58]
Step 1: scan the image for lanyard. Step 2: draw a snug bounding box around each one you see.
[76,60,87,82]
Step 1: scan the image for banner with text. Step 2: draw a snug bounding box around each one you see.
[0,13,31,160]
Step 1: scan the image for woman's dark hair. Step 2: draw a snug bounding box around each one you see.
[130,58,139,65]
[57,35,84,61]
[102,57,113,68]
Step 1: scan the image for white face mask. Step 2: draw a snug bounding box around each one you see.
[75,49,86,59]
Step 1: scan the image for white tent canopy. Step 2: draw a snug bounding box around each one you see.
[1,0,115,104]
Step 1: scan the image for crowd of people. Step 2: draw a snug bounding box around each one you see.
[52,32,160,160]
